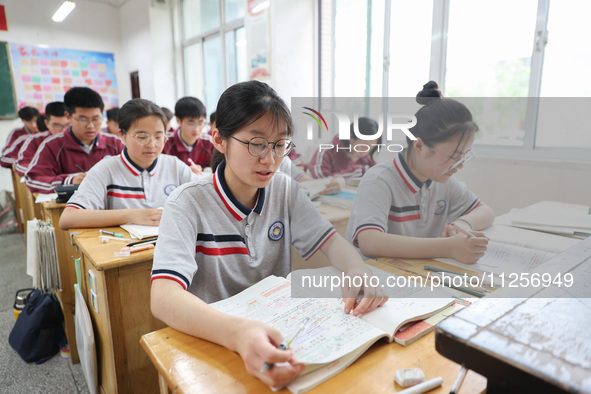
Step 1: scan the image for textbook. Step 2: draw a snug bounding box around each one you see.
[316,187,357,209]
[436,224,580,276]
[393,297,470,346]
[210,270,454,393]
[120,224,159,239]
[299,178,331,200]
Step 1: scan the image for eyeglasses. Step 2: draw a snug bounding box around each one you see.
[184,119,207,128]
[431,147,474,171]
[128,132,167,146]
[230,136,295,158]
[72,115,103,127]
[48,123,69,132]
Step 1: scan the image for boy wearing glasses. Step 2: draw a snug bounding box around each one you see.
[163,96,214,175]
[14,102,70,177]
[59,98,198,230]
[0,106,40,168]
[25,87,124,194]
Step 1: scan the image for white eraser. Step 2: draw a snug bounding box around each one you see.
[395,368,426,388]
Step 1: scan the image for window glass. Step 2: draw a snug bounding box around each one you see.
[226,27,248,86]
[225,0,246,23]
[182,0,221,39]
[184,42,205,101]
[203,36,223,114]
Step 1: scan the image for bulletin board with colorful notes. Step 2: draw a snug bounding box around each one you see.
[9,43,118,112]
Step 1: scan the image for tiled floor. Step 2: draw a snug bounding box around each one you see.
[0,232,89,393]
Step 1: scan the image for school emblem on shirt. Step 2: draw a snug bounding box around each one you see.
[435,199,446,215]
[164,184,177,196]
[268,221,284,241]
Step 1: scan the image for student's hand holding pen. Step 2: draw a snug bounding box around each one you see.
[341,267,389,316]
[233,319,305,388]
[447,232,488,264]
[321,176,345,195]
[188,159,203,176]
[440,221,487,238]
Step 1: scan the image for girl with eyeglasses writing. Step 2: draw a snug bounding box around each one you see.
[150,80,387,389]
[59,99,198,230]
[346,81,495,264]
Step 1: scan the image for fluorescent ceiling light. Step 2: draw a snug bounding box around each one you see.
[52,1,76,23]
[251,0,270,14]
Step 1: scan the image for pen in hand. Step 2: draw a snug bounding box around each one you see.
[75,164,86,173]
[450,222,475,238]
[260,317,311,373]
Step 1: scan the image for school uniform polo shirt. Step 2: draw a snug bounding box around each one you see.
[66,149,196,210]
[346,152,481,249]
[151,161,337,303]
[163,129,214,169]
[0,126,34,168]
[25,128,124,193]
[14,131,51,176]
[309,135,376,179]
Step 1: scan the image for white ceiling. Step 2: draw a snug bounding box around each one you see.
[77,0,131,9]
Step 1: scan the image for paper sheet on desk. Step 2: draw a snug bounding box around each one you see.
[35,193,57,203]
[120,224,159,239]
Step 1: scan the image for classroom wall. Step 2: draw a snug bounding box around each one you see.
[0,0,125,194]
[454,157,591,216]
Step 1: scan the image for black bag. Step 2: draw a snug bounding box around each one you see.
[55,184,79,203]
[8,289,64,363]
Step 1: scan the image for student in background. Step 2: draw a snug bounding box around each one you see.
[0,106,40,168]
[59,99,197,230]
[150,80,387,389]
[308,117,381,180]
[15,102,70,177]
[346,82,494,264]
[36,115,48,132]
[161,107,175,137]
[104,107,121,137]
[163,97,214,175]
[25,87,124,194]
[206,111,216,135]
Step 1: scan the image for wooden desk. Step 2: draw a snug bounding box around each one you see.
[141,257,487,394]
[73,229,165,394]
[292,203,351,270]
[41,200,80,363]
[10,167,25,233]
[436,236,591,393]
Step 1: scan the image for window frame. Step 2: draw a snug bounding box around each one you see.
[326,0,591,163]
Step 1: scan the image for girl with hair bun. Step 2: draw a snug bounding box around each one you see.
[150,80,387,389]
[346,81,495,264]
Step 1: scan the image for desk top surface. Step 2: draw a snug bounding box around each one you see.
[141,257,487,393]
[72,227,154,271]
[436,236,591,392]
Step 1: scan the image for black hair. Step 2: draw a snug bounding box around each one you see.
[18,106,40,121]
[117,99,168,136]
[63,87,105,114]
[36,115,48,132]
[106,107,119,122]
[45,102,66,120]
[416,80,442,104]
[161,107,174,123]
[209,111,216,123]
[210,80,292,170]
[342,117,382,159]
[174,97,207,121]
[408,81,478,154]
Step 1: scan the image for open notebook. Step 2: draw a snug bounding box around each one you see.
[120,224,159,239]
[210,267,454,393]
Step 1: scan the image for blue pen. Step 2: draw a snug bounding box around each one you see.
[99,229,124,238]
[260,317,311,373]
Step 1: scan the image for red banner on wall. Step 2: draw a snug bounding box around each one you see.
[0,5,7,31]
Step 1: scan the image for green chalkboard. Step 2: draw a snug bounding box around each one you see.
[0,42,17,119]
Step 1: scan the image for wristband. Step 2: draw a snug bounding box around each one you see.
[454,218,472,229]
